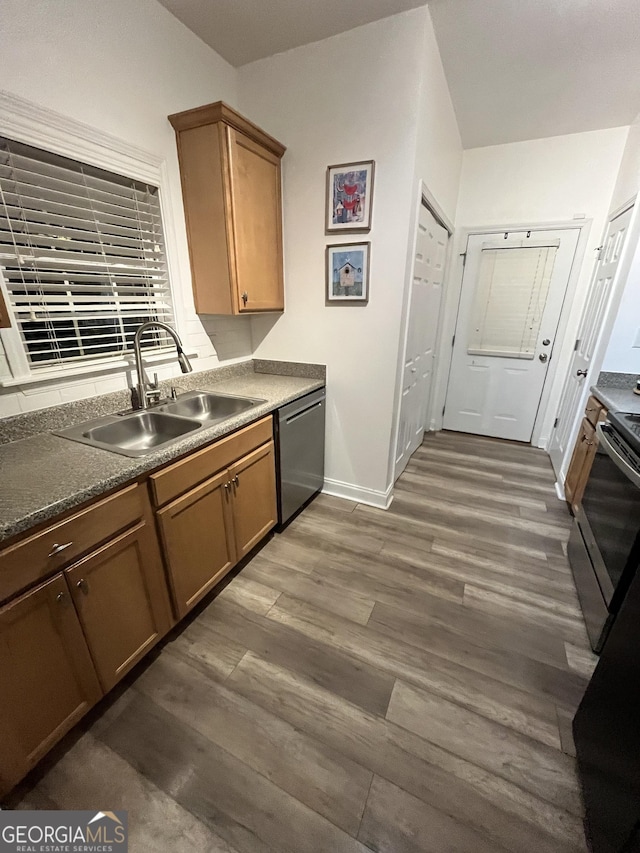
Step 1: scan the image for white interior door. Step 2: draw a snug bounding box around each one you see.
[443,228,580,442]
[395,202,448,479]
[548,204,634,474]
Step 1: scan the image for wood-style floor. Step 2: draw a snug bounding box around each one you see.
[11,431,599,853]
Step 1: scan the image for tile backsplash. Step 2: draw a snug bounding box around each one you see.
[0,314,254,419]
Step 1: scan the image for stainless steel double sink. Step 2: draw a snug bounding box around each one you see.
[56,390,266,458]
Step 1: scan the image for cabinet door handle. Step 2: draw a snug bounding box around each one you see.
[233,475,239,487]
[48,541,73,558]
[56,591,66,604]
[76,578,89,594]
[576,369,588,377]
[224,482,230,492]
[241,292,248,305]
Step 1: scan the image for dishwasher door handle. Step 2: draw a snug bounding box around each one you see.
[284,400,323,426]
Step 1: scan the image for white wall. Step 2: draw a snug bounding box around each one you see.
[413,10,463,223]
[0,0,249,417]
[437,127,628,444]
[455,128,628,227]
[239,8,461,503]
[601,113,640,375]
[601,255,640,375]
[610,113,640,212]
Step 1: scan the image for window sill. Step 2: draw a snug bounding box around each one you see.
[0,349,198,389]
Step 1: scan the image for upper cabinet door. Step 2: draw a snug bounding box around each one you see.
[226,128,284,313]
[169,102,286,316]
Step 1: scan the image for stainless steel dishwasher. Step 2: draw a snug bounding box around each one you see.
[275,387,326,526]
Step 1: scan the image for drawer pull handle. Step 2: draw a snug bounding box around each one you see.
[76,578,89,594]
[48,541,73,558]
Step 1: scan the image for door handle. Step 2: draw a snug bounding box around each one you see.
[48,541,73,558]
[576,369,588,377]
[539,353,548,363]
[542,339,550,346]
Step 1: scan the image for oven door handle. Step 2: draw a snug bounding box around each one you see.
[596,423,640,489]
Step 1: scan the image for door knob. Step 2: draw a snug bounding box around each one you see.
[542,339,550,346]
[576,369,588,377]
[76,578,89,594]
[539,353,548,363]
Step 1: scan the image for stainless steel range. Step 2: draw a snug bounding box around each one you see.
[568,410,640,652]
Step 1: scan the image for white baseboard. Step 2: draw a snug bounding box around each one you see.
[322,478,394,510]
[554,478,565,501]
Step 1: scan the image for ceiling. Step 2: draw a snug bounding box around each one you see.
[157,0,640,148]
[156,0,426,67]
[429,0,640,147]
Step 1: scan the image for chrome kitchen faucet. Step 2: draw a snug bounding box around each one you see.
[133,321,192,410]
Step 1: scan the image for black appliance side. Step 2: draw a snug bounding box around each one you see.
[574,564,640,852]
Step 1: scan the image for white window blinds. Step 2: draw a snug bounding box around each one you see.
[0,136,175,369]
[467,242,559,359]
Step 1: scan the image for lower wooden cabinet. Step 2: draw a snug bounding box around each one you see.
[565,418,597,511]
[157,439,277,617]
[0,574,102,796]
[157,470,236,618]
[65,521,172,692]
[230,441,277,559]
[0,415,279,796]
[565,395,608,513]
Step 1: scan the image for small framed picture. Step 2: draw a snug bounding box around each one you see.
[326,242,370,304]
[326,160,375,233]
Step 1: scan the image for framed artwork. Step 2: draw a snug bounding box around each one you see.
[325,160,375,233]
[326,242,370,304]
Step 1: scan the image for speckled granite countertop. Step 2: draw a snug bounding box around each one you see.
[0,366,325,543]
[591,384,640,415]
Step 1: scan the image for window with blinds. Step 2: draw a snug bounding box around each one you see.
[467,242,559,359]
[0,136,175,370]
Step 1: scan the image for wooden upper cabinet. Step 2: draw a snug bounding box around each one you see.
[168,102,286,315]
[0,574,102,796]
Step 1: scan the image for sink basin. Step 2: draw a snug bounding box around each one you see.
[83,411,199,453]
[55,390,267,457]
[155,391,265,423]
[56,410,201,457]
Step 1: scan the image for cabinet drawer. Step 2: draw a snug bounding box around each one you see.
[0,484,144,604]
[150,416,273,506]
[585,395,605,428]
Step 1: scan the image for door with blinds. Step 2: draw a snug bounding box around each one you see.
[443,228,580,442]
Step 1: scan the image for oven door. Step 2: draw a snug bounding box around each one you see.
[581,423,640,610]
